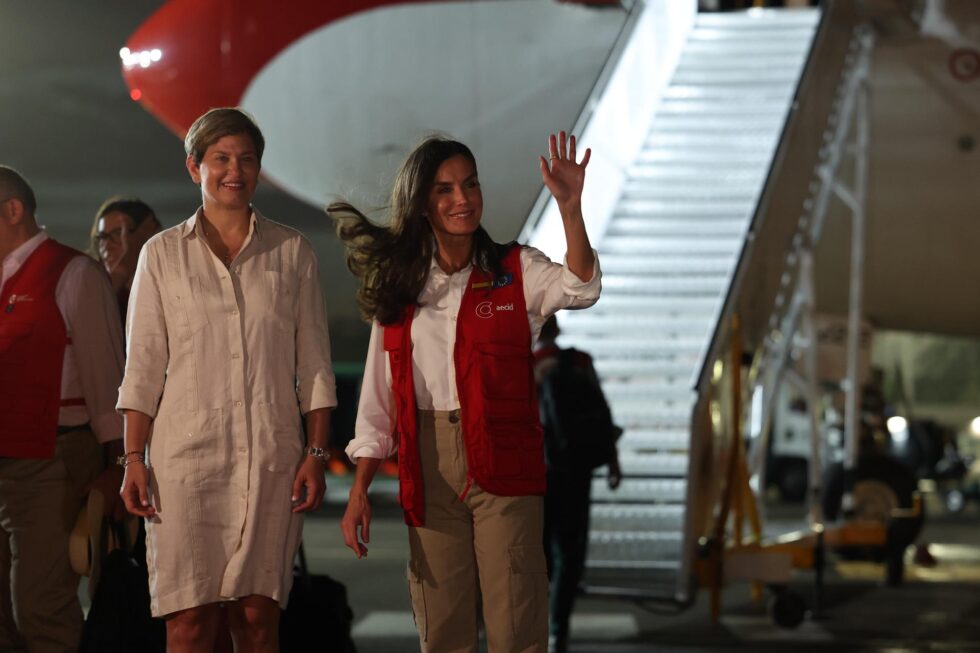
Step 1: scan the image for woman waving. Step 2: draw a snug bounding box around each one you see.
[331,132,599,653]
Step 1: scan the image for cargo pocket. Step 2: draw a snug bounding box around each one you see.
[407,561,427,641]
[508,544,548,643]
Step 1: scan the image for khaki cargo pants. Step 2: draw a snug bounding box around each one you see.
[407,410,548,653]
[0,428,103,653]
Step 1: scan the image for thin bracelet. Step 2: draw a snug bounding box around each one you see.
[116,451,145,466]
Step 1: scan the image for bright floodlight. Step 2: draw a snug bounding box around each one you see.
[971,416,980,437]
[886,416,908,435]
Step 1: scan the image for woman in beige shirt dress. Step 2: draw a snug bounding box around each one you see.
[117,108,337,652]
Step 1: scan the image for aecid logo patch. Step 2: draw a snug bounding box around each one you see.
[476,301,494,318]
[475,302,515,319]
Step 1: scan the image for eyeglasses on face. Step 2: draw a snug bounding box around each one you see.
[94,227,132,244]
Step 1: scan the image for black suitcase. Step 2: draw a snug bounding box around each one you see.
[280,543,357,652]
[79,521,166,652]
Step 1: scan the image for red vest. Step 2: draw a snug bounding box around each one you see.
[0,239,79,458]
[384,245,546,526]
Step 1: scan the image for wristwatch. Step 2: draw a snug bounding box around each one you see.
[305,446,331,465]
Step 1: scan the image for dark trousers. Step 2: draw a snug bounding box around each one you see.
[543,467,592,644]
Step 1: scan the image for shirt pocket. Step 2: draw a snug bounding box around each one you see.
[152,408,229,485]
[478,342,533,421]
[260,270,295,335]
[254,401,303,473]
[166,275,209,337]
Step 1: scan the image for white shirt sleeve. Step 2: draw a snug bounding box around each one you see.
[345,320,397,461]
[116,242,169,417]
[58,256,125,443]
[521,246,601,341]
[294,240,337,414]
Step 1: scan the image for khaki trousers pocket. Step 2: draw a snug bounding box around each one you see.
[508,544,548,643]
[407,561,427,641]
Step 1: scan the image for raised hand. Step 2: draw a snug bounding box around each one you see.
[539,131,591,209]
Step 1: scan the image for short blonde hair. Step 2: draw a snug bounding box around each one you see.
[184,108,265,165]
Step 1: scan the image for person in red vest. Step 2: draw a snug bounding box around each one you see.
[87,196,161,320]
[0,165,126,652]
[330,131,600,652]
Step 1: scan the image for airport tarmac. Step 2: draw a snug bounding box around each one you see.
[298,478,980,652]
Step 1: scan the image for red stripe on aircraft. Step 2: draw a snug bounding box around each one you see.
[121,0,447,138]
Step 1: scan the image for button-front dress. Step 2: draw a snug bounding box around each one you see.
[117,209,336,616]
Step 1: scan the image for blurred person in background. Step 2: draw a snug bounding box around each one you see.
[533,314,621,653]
[89,196,161,319]
[0,165,126,652]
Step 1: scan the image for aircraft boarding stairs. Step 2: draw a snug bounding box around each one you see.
[552,7,822,600]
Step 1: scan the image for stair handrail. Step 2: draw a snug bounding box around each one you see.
[746,26,875,483]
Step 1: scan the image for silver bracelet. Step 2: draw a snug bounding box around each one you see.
[305,446,331,465]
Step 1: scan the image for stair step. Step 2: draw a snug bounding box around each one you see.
[594,254,736,274]
[695,9,820,28]
[677,52,811,72]
[610,402,694,427]
[634,149,771,166]
[559,312,714,333]
[671,68,804,86]
[689,27,817,43]
[606,218,746,238]
[645,133,779,152]
[585,294,719,313]
[561,336,704,357]
[617,452,689,477]
[582,568,681,596]
[621,188,759,203]
[591,504,686,531]
[663,81,794,98]
[601,275,728,295]
[656,99,788,117]
[626,165,767,182]
[651,114,786,132]
[589,531,685,562]
[618,429,691,450]
[593,359,699,381]
[602,381,696,401]
[684,37,814,54]
[615,198,753,216]
[591,478,687,502]
[601,235,741,255]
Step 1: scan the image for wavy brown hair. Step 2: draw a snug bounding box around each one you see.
[329,136,508,325]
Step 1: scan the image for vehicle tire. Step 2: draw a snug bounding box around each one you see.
[822,455,923,560]
[768,587,806,629]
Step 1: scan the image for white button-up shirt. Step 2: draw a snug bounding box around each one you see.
[346,246,601,461]
[0,230,124,442]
